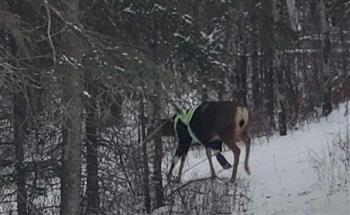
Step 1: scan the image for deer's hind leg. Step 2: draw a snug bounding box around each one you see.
[243,131,251,175]
[218,128,241,183]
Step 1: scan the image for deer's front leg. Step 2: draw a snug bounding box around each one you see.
[230,143,241,183]
[205,148,216,179]
[176,154,187,182]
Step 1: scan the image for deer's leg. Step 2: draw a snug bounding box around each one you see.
[230,143,241,183]
[217,129,240,183]
[209,139,222,156]
[176,144,190,182]
[177,153,187,182]
[244,135,251,175]
[168,143,190,182]
[205,147,216,179]
[209,140,232,169]
[168,153,179,181]
[168,121,191,182]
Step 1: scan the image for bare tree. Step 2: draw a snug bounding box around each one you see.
[1,1,350,214]
[58,1,87,214]
[151,86,165,209]
[14,78,28,215]
[84,67,100,215]
[261,0,276,128]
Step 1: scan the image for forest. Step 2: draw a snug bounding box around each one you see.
[0,0,349,214]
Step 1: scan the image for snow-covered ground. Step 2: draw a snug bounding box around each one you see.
[178,103,350,215]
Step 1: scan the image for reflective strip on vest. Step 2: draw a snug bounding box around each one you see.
[173,105,201,144]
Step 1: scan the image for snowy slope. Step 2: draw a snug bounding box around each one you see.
[179,104,350,215]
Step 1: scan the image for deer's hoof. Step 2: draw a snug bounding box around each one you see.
[244,165,251,175]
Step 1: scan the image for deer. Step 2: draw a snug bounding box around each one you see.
[162,101,251,183]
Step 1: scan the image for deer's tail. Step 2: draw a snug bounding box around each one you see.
[235,106,249,130]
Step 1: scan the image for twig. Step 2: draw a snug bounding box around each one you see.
[165,177,212,199]
[139,120,168,146]
[0,176,41,215]
[44,0,56,64]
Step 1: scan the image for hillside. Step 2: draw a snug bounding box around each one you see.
[174,103,350,214]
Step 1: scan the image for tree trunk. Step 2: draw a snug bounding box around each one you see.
[238,54,248,106]
[273,0,287,135]
[149,17,164,210]
[140,99,151,213]
[151,86,164,209]
[85,78,99,214]
[286,0,298,32]
[3,5,29,214]
[261,0,276,128]
[251,46,260,110]
[14,87,28,215]
[60,64,83,215]
[277,63,287,136]
[59,1,85,214]
[278,100,287,136]
[248,1,261,110]
[319,0,332,116]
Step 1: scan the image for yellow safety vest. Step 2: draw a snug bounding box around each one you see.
[173,105,201,144]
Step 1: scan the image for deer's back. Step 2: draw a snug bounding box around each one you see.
[190,101,243,143]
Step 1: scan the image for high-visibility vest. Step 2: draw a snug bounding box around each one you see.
[173,105,201,144]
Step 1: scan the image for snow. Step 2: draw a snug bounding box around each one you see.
[176,103,350,214]
[114,65,126,72]
[83,91,91,98]
[152,205,172,215]
[153,3,166,12]
[123,4,136,14]
[182,14,193,25]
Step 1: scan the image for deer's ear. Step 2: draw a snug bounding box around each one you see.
[161,118,175,136]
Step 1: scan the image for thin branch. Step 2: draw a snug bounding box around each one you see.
[165,177,213,199]
[44,0,56,64]
[0,176,42,215]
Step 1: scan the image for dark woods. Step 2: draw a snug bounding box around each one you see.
[0,0,350,214]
